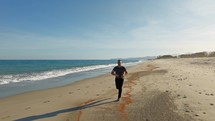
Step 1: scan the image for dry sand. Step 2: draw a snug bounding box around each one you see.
[1,57,215,121]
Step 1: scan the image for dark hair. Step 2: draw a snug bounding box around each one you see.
[117,59,122,63]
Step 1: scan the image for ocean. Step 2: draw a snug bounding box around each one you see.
[0,59,145,98]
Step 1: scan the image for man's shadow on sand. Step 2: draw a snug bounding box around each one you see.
[15,98,116,121]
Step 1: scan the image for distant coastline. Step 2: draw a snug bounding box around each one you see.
[157,51,215,59]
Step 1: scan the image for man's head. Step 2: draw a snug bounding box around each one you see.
[117,59,122,66]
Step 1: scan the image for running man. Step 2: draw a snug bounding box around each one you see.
[111,59,128,101]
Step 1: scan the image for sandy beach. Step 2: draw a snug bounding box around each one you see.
[1,57,215,121]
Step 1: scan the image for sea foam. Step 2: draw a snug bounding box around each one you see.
[0,64,115,85]
[0,61,141,85]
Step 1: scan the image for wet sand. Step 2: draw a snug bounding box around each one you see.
[1,57,215,121]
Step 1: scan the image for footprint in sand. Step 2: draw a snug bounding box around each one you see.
[210,94,214,96]
[1,116,11,119]
[96,94,100,96]
[203,112,206,114]
[183,95,187,98]
[205,93,210,96]
[178,78,182,81]
[189,84,192,86]
[195,114,199,117]
[184,104,189,107]
[185,110,190,112]
[43,100,50,103]
[25,107,31,110]
[210,103,214,106]
[177,94,181,97]
[68,92,73,94]
[199,92,202,94]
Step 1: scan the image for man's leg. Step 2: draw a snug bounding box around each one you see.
[118,87,122,99]
[117,79,124,101]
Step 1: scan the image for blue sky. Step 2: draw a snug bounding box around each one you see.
[0,0,215,59]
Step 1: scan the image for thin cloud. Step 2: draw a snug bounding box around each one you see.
[186,0,215,16]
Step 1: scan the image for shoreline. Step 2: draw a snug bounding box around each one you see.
[0,61,141,99]
[1,58,215,121]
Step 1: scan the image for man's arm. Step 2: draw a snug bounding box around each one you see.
[124,67,128,75]
[124,70,128,75]
[111,68,119,78]
[111,70,116,75]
